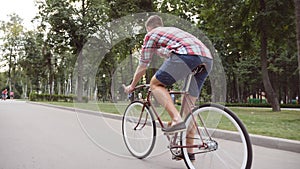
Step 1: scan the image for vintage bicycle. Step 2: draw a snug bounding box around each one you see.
[122,65,253,169]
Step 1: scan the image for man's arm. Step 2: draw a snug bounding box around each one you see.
[124,65,147,93]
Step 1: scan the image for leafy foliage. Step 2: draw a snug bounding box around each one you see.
[0,0,298,109]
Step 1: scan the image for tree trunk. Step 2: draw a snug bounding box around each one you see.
[8,49,12,93]
[77,50,83,102]
[48,53,53,96]
[295,0,300,103]
[259,0,281,111]
[235,74,240,102]
[76,0,86,102]
[110,69,117,103]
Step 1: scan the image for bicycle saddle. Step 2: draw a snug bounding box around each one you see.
[192,64,206,74]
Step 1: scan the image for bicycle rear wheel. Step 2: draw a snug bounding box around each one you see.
[122,101,156,159]
[181,103,252,169]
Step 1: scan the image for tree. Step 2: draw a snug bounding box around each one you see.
[96,0,156,102]
[0,14,24,95]
[20,30,45,93]
[2,0,296,105]
[158,0,257,102]
[258,0,280,111]
[255,0,296,110]
[156,0,296,110]
[295,0,300,103]
[36,0,108,101]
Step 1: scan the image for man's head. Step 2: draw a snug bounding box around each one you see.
[145,15,163,32]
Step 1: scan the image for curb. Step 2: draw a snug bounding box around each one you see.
[249,133,300,153]
[28,101,300,153]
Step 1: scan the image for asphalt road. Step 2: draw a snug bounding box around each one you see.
[0,100,299,169]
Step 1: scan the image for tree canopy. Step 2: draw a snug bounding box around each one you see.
[0,0,298,111]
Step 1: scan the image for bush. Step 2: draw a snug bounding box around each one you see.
[29,91,38,101]
[225,102,300,108]
[248,98,267,104]
[28,93,88,103]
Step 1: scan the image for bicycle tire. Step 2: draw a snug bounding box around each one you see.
[181,103,253,169]
[122,101,156,159]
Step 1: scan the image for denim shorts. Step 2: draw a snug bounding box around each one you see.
[155,54,213,97]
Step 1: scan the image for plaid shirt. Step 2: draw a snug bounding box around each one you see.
[139,27,213,67]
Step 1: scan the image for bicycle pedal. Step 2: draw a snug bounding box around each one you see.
[172,155,183,161]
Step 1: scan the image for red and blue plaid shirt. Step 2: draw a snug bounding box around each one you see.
[139,27,213,67]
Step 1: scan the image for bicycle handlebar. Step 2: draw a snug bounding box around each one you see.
[134,84,150,90]
[122,84,150,93]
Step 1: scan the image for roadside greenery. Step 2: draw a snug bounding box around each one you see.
[45,101,300,141]
[29,92,88,102]
[229,107,300,141]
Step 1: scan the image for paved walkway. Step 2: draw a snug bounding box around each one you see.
[0,100,299,169]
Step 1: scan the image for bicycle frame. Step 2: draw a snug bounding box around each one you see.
[132,84,211,151]
[123,72,253,168]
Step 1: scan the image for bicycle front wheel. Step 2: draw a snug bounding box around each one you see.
[122,101,156,159]
[181,103,252,169]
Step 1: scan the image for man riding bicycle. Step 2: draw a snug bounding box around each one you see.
[124,15,213,159]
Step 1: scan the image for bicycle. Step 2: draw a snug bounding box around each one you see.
[122,65,253,169]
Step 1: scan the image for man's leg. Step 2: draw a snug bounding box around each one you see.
[150,76,182,124]
[182,95,197,154]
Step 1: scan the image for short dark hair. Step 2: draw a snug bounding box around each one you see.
[145,15,163,29]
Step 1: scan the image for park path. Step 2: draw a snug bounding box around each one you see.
[0,100,299,169]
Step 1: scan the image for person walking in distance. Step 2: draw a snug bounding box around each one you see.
[2,89,8,100]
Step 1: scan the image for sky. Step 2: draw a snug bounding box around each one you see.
[0,0,39,30]
[0,0,39,72]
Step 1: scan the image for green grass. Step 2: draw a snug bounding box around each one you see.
[45,101,300,141]
[229,107,300,141]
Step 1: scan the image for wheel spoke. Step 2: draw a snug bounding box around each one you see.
[181,104,252,169]
[122,101,156,159]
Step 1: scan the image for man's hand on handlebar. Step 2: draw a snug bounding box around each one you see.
[123,84,134,94]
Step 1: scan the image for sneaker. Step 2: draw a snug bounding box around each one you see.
[173,152,195,161]
[162,121,186,133]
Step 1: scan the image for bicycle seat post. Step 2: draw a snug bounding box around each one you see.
[184,64,205,93]
[184,73,193,93]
